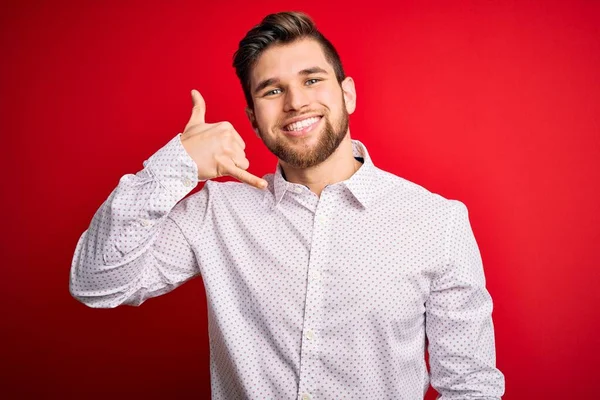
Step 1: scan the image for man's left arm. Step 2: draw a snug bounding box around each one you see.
[425,200,505,399]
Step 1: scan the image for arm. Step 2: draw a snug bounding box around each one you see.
[70,89,267,309]
[425,201,505,399]
[69,133,203,308]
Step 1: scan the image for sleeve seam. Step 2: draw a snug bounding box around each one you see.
[443,200,461,278]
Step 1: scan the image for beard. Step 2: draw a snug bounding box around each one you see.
[258,105,350,169]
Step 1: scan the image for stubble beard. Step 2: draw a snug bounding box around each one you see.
[259,106,350,169]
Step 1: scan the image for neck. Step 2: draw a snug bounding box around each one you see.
[280,133,361,197]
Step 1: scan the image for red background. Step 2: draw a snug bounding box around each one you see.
[1,0,599,398]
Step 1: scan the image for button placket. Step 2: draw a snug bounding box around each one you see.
[297,192,334,400]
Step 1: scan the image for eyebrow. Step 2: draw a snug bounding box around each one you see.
[253,66,329,95]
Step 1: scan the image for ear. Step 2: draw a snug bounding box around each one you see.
[245,106,259,136]
[341,77,356,115]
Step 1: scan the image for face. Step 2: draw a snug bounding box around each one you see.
[246,38,356,169]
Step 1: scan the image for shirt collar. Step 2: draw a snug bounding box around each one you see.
[271,139,378,209]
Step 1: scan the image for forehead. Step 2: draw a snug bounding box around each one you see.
[250,38,332,87]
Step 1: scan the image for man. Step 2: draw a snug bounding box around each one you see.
[70,11,505,400]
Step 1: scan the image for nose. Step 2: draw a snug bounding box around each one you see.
[283,85,310,112]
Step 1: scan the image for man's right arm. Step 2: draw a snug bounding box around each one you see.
[69,90,268,309]
[69,133,203,308]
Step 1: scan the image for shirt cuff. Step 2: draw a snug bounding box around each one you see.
[142,133,200,200]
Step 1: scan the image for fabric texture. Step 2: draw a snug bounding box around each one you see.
[70,133,505,399]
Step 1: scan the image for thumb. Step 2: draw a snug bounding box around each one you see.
[189,89,206,125]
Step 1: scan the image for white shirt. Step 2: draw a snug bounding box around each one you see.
[70,133,505,399]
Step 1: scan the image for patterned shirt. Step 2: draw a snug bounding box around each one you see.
[70,133,505,399]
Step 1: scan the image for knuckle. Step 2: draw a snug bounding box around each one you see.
[233,133,245,148]
[239,158,250,170]
[221,144,233,155]
[229,132,240,143]
[219,121,233,131]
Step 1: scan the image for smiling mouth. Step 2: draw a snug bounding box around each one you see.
[283,116,322,132]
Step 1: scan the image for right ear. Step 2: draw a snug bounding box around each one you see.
[245,106,259,136]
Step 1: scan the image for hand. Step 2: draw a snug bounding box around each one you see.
[180,89,268,189]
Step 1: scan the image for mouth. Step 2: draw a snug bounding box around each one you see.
[281,116,323,137]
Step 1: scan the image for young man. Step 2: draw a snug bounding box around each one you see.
[70,11,505,400]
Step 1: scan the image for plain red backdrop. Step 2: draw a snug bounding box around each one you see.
[1,0,599,398]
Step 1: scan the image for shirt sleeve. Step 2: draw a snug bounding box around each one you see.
[425,200,506,399]
[69,133,204,308]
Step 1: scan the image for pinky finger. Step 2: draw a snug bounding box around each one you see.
[223,160,268,189]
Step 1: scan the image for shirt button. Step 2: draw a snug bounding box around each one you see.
[182,177,193,187]
[302,393,312,400]
[317,215,327,224]
[310,271,321,282]
[305,329,314,340]
[294,186,303,194]
[140,219,151,227]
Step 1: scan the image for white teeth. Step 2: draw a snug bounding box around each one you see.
[285,117,320,131]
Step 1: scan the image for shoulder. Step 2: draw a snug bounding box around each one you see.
[373,167,463,220]
[170,175,274,218]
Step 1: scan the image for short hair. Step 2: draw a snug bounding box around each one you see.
[233,11,346,108]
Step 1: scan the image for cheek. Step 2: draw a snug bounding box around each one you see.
[316,85,343,111]
[254,104,280,129]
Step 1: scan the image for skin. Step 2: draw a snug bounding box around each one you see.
[246,38,360,197]
[181,38,359,197]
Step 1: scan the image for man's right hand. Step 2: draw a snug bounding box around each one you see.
[180,89,268,189]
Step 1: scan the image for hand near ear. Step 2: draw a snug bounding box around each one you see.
[181,90,268,189]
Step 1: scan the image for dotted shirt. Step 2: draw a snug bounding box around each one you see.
[70,133,505,399]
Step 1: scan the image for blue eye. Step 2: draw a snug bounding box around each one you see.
[306,78,320,85]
